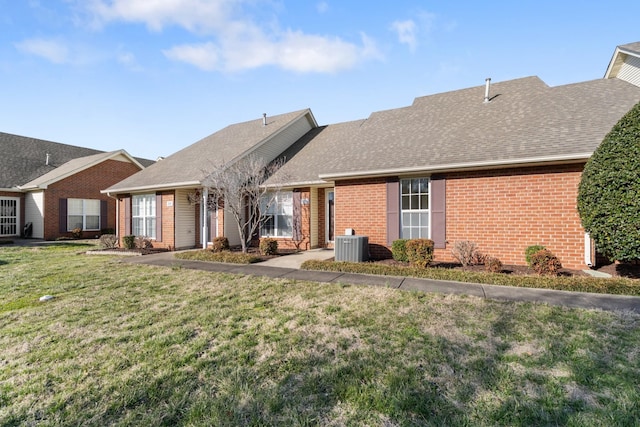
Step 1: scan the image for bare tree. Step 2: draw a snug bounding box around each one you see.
[202,155,285,253]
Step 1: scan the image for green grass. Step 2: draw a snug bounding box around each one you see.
[301,259,640,296]
[1,243,639,425]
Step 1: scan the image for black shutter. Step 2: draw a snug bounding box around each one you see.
[155,194,162,241]
[431,176,446,249]
[292,191,302,241]
[386,178,400,245]
[59,198,68,233]
[100,200,108,231]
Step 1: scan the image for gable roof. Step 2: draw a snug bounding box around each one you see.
[0,132,154,190]
[266,75,640,184]
[105,109,317,193]
[19,150,144,190]
[605,41,640,85]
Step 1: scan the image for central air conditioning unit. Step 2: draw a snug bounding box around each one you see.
[335,235,369,262]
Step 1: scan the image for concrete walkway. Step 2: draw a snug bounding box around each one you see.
[122,251,640,314]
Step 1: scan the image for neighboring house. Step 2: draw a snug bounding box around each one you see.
[102,110,318,250]
[0,132,151,240]
[103,42,640,269]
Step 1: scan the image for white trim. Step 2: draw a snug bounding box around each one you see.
[103,181,201,195]
[318,154,591,181]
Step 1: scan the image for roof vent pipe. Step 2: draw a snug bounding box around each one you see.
[262,113,267,126]
[484,77,491,103]
[46,153,50,166]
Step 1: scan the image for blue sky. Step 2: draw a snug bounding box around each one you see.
[2,0,639,160]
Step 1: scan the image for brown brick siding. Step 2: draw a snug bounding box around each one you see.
[45,159,140,240]
[440,164,587,269]
[267,189,312,251]
[335,178,390,259]
[117,190,177,250]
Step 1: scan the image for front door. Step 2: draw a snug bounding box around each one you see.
[326,190,334,243]
[0,198,19,237]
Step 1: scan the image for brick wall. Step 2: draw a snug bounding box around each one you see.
[117,191,177,250]
[440,164,587,269]
[269,189,312,251]
[45,159,140,240]
[335,178,390,259]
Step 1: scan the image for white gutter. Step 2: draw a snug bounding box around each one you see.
[319,153,592,180]
[101,181,202,196]
[0,187,22,192]
[263,180,330,189]
[584,233,594,268]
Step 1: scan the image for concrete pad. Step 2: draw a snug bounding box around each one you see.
[331,273,404,288]
[400,278,486,297]
[258,249,335,269]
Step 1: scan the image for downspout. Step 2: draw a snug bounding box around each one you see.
[202,188,208,249]
[584,233,593,267]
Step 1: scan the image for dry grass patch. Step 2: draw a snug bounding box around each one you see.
[1,243,639,425]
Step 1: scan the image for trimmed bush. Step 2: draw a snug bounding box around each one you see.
[485,256,503,273]
[123,235,136,250]
[99,234,118,249]
[451,240,480,267]
[529,249,562,276]
[211,236,230,253]
[391,239,409,262]
[525,245,546,266]
[405,239,434,268]
[135,236,152,250]
[577,101,640,262]
[175,250,261,264]
[259,238,278,256]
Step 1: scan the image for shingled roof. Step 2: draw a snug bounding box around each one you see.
[266,75,640,185]
[105,109,316,193]
[0,132,154,190]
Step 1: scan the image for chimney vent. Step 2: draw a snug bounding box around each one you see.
[262,113,267,126]
[483,77,491,103]
[46,153,50,166]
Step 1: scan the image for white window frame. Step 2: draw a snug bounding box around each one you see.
[400,177,430,239]
[132,194,156,239]
[0,197,19,236]
[67,198,101,231]
[260,191,293,238]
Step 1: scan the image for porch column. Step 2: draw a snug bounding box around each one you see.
[202,188,208,249]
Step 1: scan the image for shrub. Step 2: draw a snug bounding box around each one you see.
[391,239,409,262]
[485,256,503,273]
[529,249,562,276]
[451,240,480,267]
[123,235,136,250]
[99,234,118,249]
[577,100,640,262]
[525,245,546,266]
[135,236,152,250]
[405,239,434,268]
[71,227,82,239]
[259,238,278,255]
[211,236,230,253]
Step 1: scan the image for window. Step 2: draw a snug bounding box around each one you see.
[401,178,429,239]
[67,198,101,231]
[260,192,293,237]
[132,194,156,239]
[0,198,18,236]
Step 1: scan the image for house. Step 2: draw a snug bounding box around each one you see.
[102,110,318,250]
[261,42,640,270]
[0,132,151,240]
[104,42,640,270]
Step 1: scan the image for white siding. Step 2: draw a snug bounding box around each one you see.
[25,191,44,239]
[174,189,196,249]
[310,187,318,248]
[618,55,640,87]
[253,115,314,164]
[224,205,241,246]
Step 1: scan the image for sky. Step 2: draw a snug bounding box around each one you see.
[2,0,640,161]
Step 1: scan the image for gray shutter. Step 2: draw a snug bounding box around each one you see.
[59,198,68,233]
[431,176,446,249]
[386,178,400,245]
[124,197,131,235]
[155,194,162,241]
[100,200,108,231]
[292,191,302,241]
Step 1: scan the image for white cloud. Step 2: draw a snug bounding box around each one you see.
[81,0,380,73]
[390,19,418,52]
[15,38,70,63]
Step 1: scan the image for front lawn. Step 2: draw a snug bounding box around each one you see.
[1,243,639,425]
